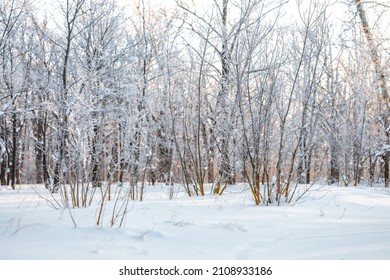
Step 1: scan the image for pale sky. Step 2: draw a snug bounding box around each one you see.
[36,0,389,43]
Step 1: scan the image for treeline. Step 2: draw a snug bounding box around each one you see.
[0,0,389,205]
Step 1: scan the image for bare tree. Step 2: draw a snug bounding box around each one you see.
[354,0,389,187]
[51,0,87,193]
[0,0,32,189]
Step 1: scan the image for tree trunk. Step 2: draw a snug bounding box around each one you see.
[91,124,100,188]
[10,113,19,189]
[329,143,340,184]
[207,125,215,183]
[355,0,389,187]
[157,127,170,184]
[34,116,50,186]
[0,141,7,186]
[218,0,232,185]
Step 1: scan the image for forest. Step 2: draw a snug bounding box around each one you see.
[0,0,389,207]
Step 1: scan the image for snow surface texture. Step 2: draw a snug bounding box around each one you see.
[1,184,390,260]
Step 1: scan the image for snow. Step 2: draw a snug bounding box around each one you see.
[1,183,390,260]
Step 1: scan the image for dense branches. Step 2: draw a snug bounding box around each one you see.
[0,0,389,206]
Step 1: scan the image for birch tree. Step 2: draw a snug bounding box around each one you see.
[353,0,389,187]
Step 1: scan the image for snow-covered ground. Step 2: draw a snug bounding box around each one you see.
[1,183,390,260]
